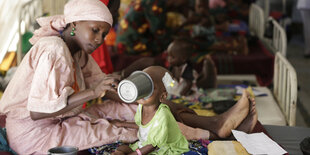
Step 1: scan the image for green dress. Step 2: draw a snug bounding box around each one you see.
[130,104,189,155]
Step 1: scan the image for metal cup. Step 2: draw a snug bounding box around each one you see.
[48,146,78,155]
[118,71,154,103]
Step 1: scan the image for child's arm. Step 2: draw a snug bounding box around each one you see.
[129,144,155,155]
[109,119,139,129]
[113,144,155,155]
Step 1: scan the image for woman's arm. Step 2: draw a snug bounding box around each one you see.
[109,119,139,129]
[30,77,117,120]
[30,89,97,120]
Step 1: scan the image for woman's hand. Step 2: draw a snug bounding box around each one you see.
[93,77,118,98]
[106,73,121,81]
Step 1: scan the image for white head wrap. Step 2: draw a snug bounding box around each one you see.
[29,0,113,44]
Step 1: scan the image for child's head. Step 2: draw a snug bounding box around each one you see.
[195,0,209,16]
[136,66,172,105]
[167,38,193,67]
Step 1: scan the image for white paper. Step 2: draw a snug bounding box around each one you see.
[232,130,287,155]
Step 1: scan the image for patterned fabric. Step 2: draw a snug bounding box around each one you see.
[116,0,172,56]
[89,140,212,155]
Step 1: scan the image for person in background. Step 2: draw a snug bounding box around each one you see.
[166,38,217,96]
[297,0,310,58]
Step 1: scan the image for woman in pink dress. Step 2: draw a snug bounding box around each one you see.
[0,0,139,154]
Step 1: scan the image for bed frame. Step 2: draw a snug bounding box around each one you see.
[249,4,265,40]
[273,52,297,126]
[270,17,287,57]
[221,3,296,126]
[263,17,287,57]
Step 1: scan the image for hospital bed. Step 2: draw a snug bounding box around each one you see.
[263,17,287,57]
[216,3,266,86]
[216,3,296,126]
[255,52,297,126]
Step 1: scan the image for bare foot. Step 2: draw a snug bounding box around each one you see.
[235,98,258,133]
[216,90,250,138]
[197,55,217,89]
[239,36,248,55]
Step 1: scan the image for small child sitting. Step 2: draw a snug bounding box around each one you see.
[110,66,257,144]
[112,66,189,155]
[167,38,217,96]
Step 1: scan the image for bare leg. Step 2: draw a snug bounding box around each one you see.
[178,90,250,138]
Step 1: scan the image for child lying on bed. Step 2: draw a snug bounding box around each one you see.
[112,66,189,155]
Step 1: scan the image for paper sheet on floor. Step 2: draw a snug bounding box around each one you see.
[232,130,287,155]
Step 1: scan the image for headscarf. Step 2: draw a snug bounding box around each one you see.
[29,0,113,45]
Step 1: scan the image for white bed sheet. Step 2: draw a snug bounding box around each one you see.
[254,87,287,126]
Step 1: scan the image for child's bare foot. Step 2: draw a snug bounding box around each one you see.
[235,98,258,133]
[216,90,250,138]
[197,55,217,89]
[239,36,248,55]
